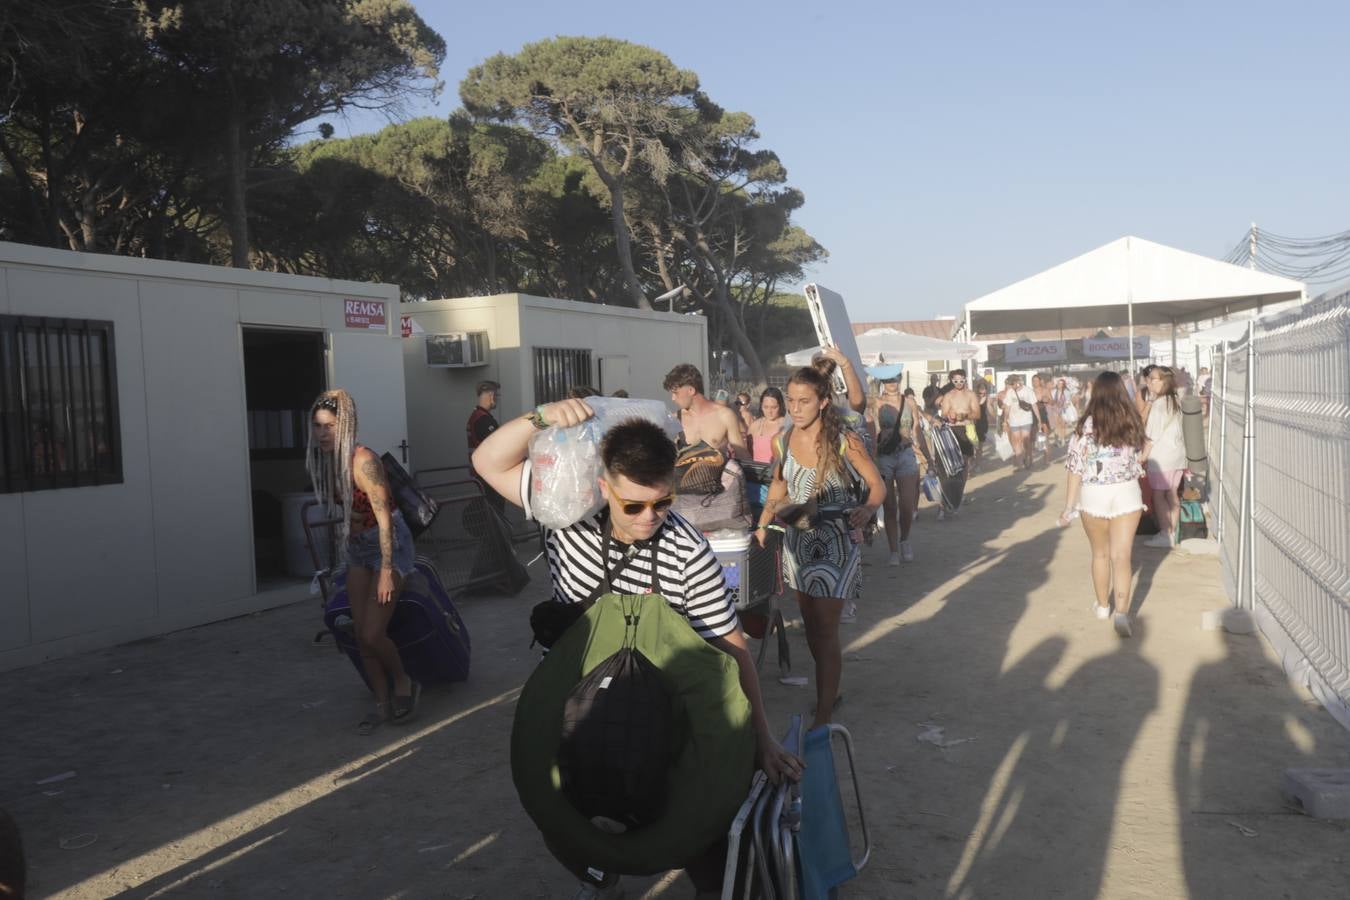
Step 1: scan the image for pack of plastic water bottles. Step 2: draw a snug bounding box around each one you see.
[527,398,680,529]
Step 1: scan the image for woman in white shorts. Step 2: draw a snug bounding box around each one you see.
[1057,372,1152,637]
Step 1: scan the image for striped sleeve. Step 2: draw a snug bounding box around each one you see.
[664,514,738,640]
[545,517,605,605]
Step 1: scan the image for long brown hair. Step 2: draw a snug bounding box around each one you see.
[1149,366,1180,416]
[787,357,845,492]
[1077,371,1146,449]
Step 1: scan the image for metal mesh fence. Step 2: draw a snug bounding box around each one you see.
[1249,296,1350,700]
[1209,291,1350,715]
[1217,331,1249,603]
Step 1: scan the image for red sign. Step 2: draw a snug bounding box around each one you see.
[344,299,387,331]
[401,315,412,338]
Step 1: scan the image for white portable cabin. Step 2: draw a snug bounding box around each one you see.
[400,294,708,473]
[0,242,406,670]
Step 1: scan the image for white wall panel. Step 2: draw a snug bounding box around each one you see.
[139,280,253,607]
[329,331,408,463]
[6,265,157,643]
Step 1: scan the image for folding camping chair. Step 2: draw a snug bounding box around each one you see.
[723,715,871,899]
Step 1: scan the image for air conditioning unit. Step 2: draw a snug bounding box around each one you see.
[425,331,489,368]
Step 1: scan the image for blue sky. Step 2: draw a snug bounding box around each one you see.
[323,0,1350,322]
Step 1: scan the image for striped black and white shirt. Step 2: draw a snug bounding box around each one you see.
[545,510,737,641]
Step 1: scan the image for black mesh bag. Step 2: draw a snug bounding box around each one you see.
[556,646,674,830]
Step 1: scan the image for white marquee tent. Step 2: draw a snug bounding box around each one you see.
[958,236,1306,366]
[785,327,980,367]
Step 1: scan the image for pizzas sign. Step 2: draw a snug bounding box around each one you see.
[1007,340,1066,363]
[344,299,387,331]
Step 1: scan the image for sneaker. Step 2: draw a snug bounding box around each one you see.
[840,603,857,623]
[937,509,946,521]
[901,541,914,562]
[1113,613,1133,637]
[573,875,623,900]
[1144,533,1174,549]
[1094,604,1111,620]
[887,551,901,567]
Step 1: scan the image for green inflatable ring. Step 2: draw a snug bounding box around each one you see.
[511,593,756,875]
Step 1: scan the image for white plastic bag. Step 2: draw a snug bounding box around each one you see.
[527,398,679,530]
[993,432,1014,461]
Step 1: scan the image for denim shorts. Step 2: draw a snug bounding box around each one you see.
[877,446,919,481]
[344,511,416,576]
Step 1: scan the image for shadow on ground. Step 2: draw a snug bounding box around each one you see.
[4,451,1350,898]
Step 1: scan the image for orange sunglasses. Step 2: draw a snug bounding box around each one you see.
[607,487,675,516]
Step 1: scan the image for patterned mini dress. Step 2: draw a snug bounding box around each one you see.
[781,441,864,602]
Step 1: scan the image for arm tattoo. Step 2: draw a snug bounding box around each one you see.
[360,456,395,568]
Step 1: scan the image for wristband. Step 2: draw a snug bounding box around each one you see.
[525,406,549,429]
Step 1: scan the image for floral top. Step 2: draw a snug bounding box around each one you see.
[1066,417,1143,486]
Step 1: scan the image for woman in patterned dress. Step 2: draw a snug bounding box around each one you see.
[755,358,885,727]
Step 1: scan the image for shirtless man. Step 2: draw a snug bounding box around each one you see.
[938,368,982,462]
[663,364,748,457]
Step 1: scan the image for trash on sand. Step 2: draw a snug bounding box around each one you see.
[418,843,455,853]
[779,675,809,687]
[59,833,98,850]
[1227,820,1258,838]
[916,723,976,749]
[36,771,76,785]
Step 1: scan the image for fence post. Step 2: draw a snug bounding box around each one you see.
[1245,321,1258,613]
[1214,343,1229,541]
[1233,321,1256,610]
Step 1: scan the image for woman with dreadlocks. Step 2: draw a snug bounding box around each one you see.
[755,358,885,728]
[308,389,420,734]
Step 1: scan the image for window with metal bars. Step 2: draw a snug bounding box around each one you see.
[0,316,122,493]
[532,347,594,405]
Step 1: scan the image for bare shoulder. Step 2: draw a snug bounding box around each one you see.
[354,447,386,485]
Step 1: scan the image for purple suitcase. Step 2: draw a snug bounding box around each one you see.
[323,555,471,688]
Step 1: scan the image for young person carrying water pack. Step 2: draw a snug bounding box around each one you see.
[473,398,802,900]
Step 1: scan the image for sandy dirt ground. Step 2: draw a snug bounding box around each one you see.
[5,454,1349,899]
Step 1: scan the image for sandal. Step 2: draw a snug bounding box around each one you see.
[391,681,421,723]
[358,702,388,736]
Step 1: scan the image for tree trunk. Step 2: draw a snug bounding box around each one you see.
[223,103,251,269]
[606,178,651,309]
[711,278,767,385]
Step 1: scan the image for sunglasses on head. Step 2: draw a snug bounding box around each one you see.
[608,487,674,516]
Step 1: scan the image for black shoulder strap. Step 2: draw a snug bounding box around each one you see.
[584,514,661,605]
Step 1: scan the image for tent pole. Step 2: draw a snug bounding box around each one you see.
[1128,296,1135,374]
[964,307,973,379]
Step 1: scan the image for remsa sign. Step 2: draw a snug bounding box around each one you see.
[344,299,387,331]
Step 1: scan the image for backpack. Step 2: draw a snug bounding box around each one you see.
[672,441,727,496]
[557,641,674,829]
[670,458,750,532]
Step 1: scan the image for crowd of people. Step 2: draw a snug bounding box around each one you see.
[284,353,1205,900]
